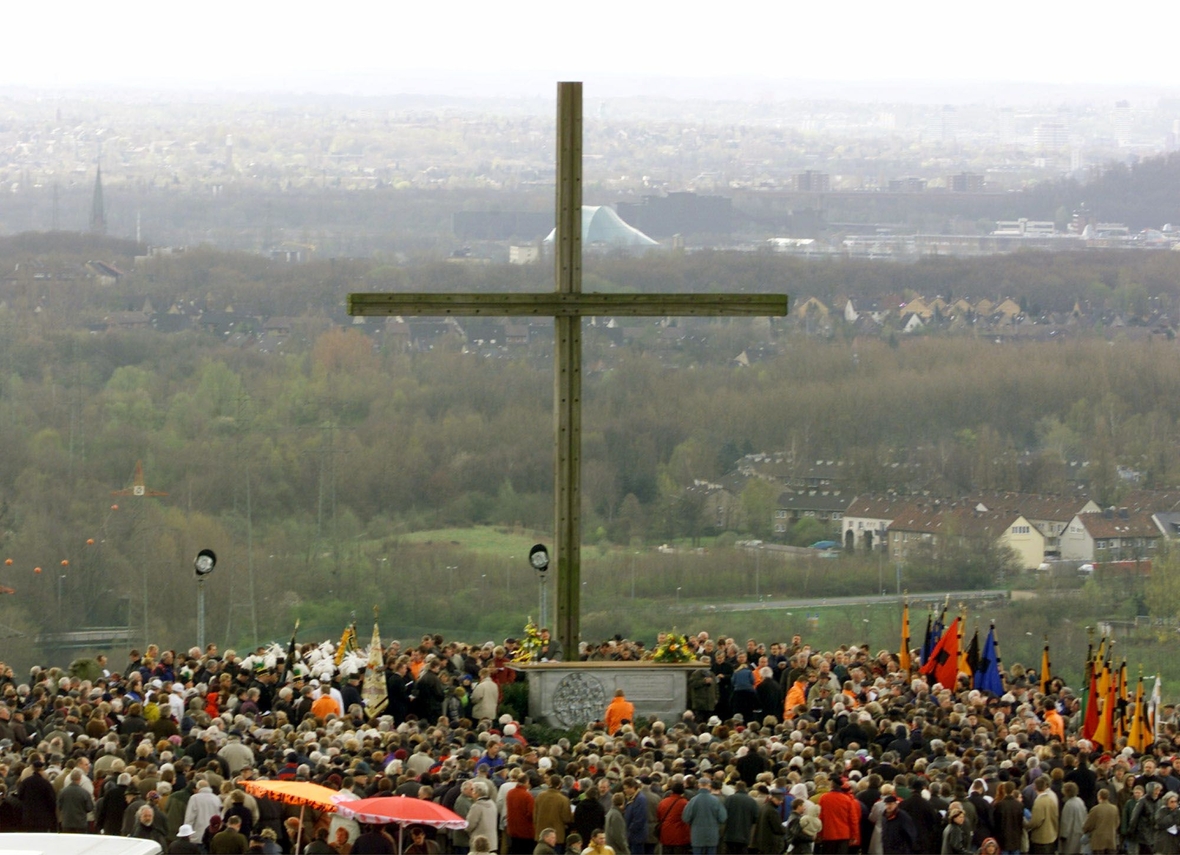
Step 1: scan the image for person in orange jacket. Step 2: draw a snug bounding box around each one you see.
[604,689,634,735]
[783,673,809,720]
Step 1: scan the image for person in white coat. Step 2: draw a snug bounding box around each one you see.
[471,669,499,722]
[465,780,499,854]
[183,779,222,842]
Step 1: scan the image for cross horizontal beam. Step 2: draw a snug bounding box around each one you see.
[349,292,788,318]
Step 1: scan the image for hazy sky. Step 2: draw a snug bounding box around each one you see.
[6,2,1179,99]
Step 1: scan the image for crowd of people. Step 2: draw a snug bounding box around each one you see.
[0,629,1175,855]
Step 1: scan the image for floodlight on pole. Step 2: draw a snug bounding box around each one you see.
[529,544,550,628]
[194,549,216,650]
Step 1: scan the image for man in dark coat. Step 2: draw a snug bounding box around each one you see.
[416,660,447,724]
[16,759,57,832]
[722,781,759,854]
[385,660,413,724]
[879,796,918,855]
[752,788,788,854]
[900,781,943,855]
[992,781,1026,855]
[754,671,783,722]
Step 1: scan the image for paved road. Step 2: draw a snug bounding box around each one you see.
[680,588,1011,613]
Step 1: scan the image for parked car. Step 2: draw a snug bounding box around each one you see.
[810,540,840,550]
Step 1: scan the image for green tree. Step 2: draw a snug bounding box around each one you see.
[740,480,778,539]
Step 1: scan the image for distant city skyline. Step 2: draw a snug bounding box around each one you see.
[5,2,1180,100]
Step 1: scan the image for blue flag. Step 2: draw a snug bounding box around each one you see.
[974,626,1004,696]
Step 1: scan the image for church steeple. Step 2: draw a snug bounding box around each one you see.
[89,165,106,235]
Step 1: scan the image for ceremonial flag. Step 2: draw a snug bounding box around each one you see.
[963,628,980,677]
[1128,674,1149,753]
[1117,661,1129,739]
[1094,661,1116,749]
[1082,662,1099,742]
[920,612,934,666]
[362,615,387,719]
[1039,640,1051,695]
[957,618,968,676]
[920,616,960,690]
[975,624,1004,696]
[281,619,301,684]
[898,601,912,672]
[1152,674,1162,741]
[1098,654,1111,699]
[335,623,359,666]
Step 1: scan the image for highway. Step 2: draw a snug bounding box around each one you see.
[679,589,1011,613]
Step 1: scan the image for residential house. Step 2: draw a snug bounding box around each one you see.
[1059,509,1163,563]
[775,489,847,535]
[886,505,1045,570]
[787,459,850,492]
[902,296,932,320]
[794,296,830,320]
[842,495,919,552]
[689,474,748,532]
[973,493,1100,557]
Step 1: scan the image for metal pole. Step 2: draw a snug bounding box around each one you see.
[755,550,761,599]
[197,577,206,651]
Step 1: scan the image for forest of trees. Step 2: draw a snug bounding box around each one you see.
[4,238,1180,661]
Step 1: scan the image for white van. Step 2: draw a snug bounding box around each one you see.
[0,833,162,855]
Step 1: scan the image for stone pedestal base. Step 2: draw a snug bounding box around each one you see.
[512,661,701,729]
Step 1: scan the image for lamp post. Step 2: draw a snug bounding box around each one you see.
[676,586,682,604]
[529,545,550,629]
[194,549,216,651]
[755,548,761,600]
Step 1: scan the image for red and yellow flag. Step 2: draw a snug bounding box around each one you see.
[920,616,961,690]
[898,601,912,672]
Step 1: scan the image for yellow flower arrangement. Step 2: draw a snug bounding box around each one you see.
[652,629,695,663]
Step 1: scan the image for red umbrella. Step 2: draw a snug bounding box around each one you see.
[332,795,465,852]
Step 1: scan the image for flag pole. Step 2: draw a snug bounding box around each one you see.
[991,621,1003,691]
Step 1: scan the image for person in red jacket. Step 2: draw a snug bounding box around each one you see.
[816,777,861,854]
[656,781,692,854]
[505,775,536,854]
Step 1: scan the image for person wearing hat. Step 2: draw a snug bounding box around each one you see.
[752,788,787,854]
[16,754,56,833]
[170,823,203,854]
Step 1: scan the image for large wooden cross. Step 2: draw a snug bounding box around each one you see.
[349,82,788,653]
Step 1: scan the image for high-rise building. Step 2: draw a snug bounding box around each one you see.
[89,166,106,235]
[791,170,830,192]
[1033,122,1069,151]
[1114,100,1132,147]
[946,172,985,193]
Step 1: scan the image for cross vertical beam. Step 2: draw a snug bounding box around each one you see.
[347,81,789,661]
[554,82,582,654]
